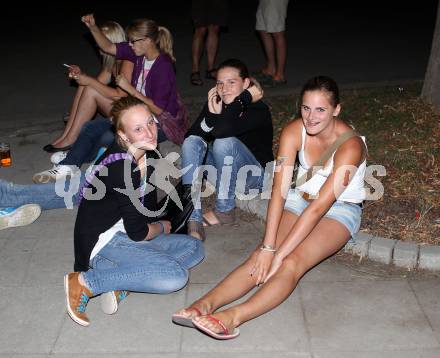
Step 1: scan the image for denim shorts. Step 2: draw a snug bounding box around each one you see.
[284,190,362,236]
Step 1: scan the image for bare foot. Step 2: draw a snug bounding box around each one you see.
[202,209,236,227]
[193,311,237,335]
[174,301,210,320]
[202,210,221,226]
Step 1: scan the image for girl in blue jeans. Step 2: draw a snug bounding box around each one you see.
[181,59,274,241]
[64,96,204,327]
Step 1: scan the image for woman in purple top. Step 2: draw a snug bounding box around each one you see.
[82,14,188,145]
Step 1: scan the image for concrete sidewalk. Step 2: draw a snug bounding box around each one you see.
[1,131,440,357]
[1,1,439,354]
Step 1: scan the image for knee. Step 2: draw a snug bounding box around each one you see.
[278,254,306,279]
[80,120,105,139]
[212,137,239,157]
[81,120,94,132]
[156,267,189,293]
[182,135,206,152]
[195,27,207,36]
[208,24,220,33]
[98,130,115,147]
[82,85,98,97]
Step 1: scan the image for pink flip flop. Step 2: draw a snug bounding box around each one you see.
[192,314,240,340]
[172,307,202,328]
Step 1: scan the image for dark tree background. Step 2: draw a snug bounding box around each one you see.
[422,1,440,109]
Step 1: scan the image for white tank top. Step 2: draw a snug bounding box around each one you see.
[295,125,367,203]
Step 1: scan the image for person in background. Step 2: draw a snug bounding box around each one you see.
[190,0,229,86]
[82,14,188,145]
[254,0,290,87]
[34,14,187,183]
[43,21,131,153]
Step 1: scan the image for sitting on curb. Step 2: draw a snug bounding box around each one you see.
[181,58,274,241]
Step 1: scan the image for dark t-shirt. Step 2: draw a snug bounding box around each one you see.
[185,90,274,167]
[73,141,157,271]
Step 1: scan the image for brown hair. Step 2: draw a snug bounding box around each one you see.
[300,75,340,107]
[127,19,175,62]
[217,58,250,80]
[110,96,149,149]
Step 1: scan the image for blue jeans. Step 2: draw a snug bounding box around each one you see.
[60,115,167,167]
[61,116,114,167]
[0,175,84,210]
[181,135,265,222]
[82,231,204,295]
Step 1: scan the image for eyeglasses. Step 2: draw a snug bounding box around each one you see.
[128,37,146,45]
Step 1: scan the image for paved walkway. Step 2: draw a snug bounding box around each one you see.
[1,131,440,357]
[1,1,439,355]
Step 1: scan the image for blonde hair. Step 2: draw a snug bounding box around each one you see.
[100,21,126,71]
[127,19,175,62]
[110,96,149,149]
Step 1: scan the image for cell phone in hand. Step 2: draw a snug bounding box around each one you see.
[216,94,221,103]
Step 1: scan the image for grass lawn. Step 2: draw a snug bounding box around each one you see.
[265,82,439,245]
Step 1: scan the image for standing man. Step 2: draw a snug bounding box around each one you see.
[255,0,290,87]
[190,0,229,86]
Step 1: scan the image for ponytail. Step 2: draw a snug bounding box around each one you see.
[157,26,175,62]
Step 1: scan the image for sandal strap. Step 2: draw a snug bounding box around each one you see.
[206,68,217,79]
[187,306,202,316]
[190,72,203,85]
[204,314,229,335]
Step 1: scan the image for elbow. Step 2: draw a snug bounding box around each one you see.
[103,43,117,56]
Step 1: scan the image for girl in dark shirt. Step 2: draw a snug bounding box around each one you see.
[64,96,204,327]
[181,58,274,241]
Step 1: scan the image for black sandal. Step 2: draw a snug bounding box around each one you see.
[205,68,217,80]
[190,72,203,86]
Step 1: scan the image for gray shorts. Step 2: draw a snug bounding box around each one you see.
[256,0,290,33]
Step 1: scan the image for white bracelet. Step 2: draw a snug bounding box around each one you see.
[260,244,276,253]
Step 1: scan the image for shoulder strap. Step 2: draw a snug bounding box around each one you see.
[292,130,359,187]
[77,152,134,206]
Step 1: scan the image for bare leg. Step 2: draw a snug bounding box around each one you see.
[53,86,113,149]
[272,31,287,81]
[206,24,220,71]
[194,212,351,333]
[175,209,298,319]
[191,26,207,73]
[52,86,85,146]
[258,30,276,76]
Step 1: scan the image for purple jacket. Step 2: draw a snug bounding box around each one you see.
[116,42,179,116]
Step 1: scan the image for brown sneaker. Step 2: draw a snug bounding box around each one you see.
[100,290,130,315]
[64,272,93,327]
